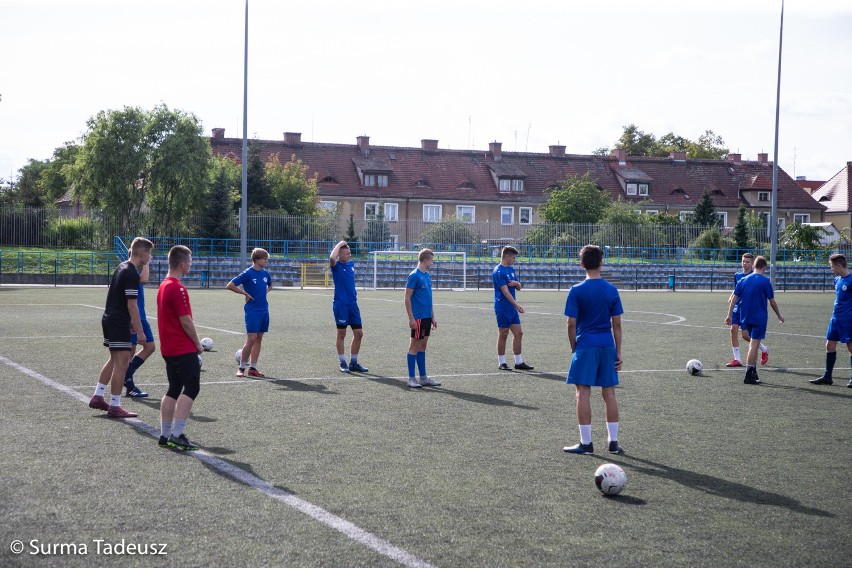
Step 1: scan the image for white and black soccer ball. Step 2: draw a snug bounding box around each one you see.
[686,359,703,376]
[200,337,214,351]
[594,463,627,496]
[235,349,243,364]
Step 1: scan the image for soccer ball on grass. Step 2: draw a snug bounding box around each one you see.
[200,337,214,351]
[686,359,703,375]
[235,349,243,364]
[594,463,627,496]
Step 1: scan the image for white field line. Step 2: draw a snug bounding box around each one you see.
[0,355,435,568]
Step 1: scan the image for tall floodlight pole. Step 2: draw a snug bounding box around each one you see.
[240,0,249,266]
[769,0,784,285]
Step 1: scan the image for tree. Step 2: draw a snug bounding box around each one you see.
[37,143,80,204]
[780,223,829,252]
[611,125,729,159]
[362,203,391,250]
[688,130,728,160]
[10,159,49,207]
[246,140,275,211]
[201,156,239,239]
[419,216,480,247]
[616,124,659,157]
[732,205,752,249]
[538,172,610,224]
[264,154,319,215]
[691,190,719,227]
[344,214,359,249]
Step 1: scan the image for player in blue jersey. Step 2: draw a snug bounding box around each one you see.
[123,261,155,398]
[726,256,784,385]
[404,248,440,388]
[726,253,769,367]
[563,245,625,455]
[330,240,368,373]
[493,246,534,371]
[227,248,272,378]
[811,254,852,387]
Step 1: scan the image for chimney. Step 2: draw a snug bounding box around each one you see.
[489,141,502,161]
[612,148,627,165]
[421,139,439,152]
[284,132,301,145]
[670,151,686,161]
[726,153,742,162]
[757,153,768,164]
[549,145,566,157]
[357,135,370,155]
[211,128,225,139]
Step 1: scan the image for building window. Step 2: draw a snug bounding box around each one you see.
[626,183,637,196]
[423,204,442,222]
[363,174,388,187]
[638,183,649,196]
[715,212,728,227]
[499,179,511,192]
[389,235,399,250]
[456,205,475,223]
[501,207,514,225]
[679,211,695,223]
[793,213,810,224]
[512,179,524,192]
[384,202,398,222]
[364,174,375,187]
[646,209,658,215]
[319,201,337,212]
[377,175,388,187]
[519,207,532,225]
[365,202,379,219]
[758,191,770,202]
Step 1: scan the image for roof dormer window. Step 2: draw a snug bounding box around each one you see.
[499,178,523,192]
[363,174,388,187]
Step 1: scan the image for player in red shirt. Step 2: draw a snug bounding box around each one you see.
[156,245,204,450]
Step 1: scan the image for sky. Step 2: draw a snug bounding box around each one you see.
[1,0,851,184]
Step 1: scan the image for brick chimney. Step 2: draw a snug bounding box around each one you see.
[284,132,301,145]
[757,152,768,163]
[549,145,566,157]
[421,139,439,152]
[670,151,686,161]
[489,141,502,161]
[612,148,627,165]
[211,128,225,139]
[357,135,370,155]
[726,153,742,162]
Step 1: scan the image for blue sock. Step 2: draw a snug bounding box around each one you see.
[407,353,416,378]
[125,355,145,383]
[824,351,836,378]
[416,351,426,377]
[350,354,358,364]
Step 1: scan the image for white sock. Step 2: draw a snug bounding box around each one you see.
[161,421,172,438]
[579,424,592,445]
[606,421,619,443]
[514,354,523,365]
[498,355,506,365]
[732,347,740,361]
[759,343,768,353]
[339,354,346,363]
[110,394,121,407]
[94,383,107,397]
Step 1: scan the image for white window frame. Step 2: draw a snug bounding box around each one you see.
[389,235,399,250]
[364,174,376,187]
[423,204,442,222]
[758,191,770,202]
[646,209,658,215]
[377,174,388,187]
[793,213,810,224]
[638,183,649,196]
[319,200,337,212]
[384,202,398,222]
[499,179,511,192]
[519,207,532,225]
[512,179,524,192]
[501,207,514,225]
[679,211,694,223]
[626,183,638,196]
[715,212,728,228]
[364,202,379,219]
[456,205,475,223]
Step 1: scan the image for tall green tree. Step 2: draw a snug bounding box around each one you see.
[539,172,610,224]
[732,204,752,249]
[246,140,275,211]
[11,159,49,207]
[201,156,239,239]
[264,154,319,215]
[691,190,719,227]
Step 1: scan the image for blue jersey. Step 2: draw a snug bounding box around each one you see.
[564,278,624,349]
[137,282,148,322]
[734,272,774,325]
[732,270,751,312]
[492,264,518,311]
[406,268,433,320]
[832,274,852,320]
[331,260,358,305]
[230,267,272,313]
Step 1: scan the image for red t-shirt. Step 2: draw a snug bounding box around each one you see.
[156,276,197,357]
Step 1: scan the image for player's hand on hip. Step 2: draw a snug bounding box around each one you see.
[244,293,254,303]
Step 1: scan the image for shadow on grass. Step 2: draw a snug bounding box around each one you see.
[613,456,834,517]
[759,382,852,399]
[267,378,338,395]
[198,456,298,495]
[367,376,538,409]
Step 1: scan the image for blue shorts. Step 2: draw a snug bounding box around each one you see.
[130,319,155,345]
[730,306,742,327]
[333,301,362,329]
[495,309,521,329]
[245,311,270,334]
[741,322,767,341]
[826,317,852,344]
[567,347,619,388]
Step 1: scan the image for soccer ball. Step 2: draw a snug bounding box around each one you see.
[198,354,203,369]
[200,337,214,351]
[594,463,627,496]
[235,349,243,364]
[686,359,703,376]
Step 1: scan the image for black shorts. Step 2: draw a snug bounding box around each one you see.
[164,353,201,389]
[102,318,132,351]
[410,317,432,339]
